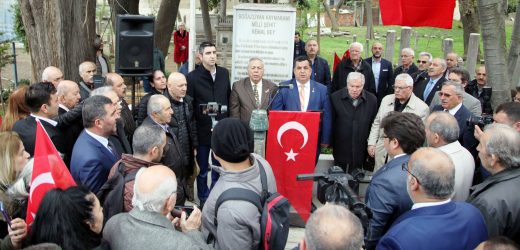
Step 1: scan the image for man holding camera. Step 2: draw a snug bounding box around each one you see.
[187,41,231,207]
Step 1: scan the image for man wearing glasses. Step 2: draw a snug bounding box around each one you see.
[377,147,488,249]
[393,48,418,79]
[364,112,426,249]
[368,74,429,171]
[411,51,432,84]
[413,58,448,106]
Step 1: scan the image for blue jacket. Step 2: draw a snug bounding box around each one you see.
[271,79,332,145]
[377,201,488,250]
[71,130,120,193]
[365,155,413,249]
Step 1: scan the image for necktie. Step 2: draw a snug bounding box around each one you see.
[107,140,120,158]
[253,83,260,107]
[299,84,305,111]
[423,80,435,100]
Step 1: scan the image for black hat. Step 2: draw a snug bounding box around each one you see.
[211,118,253,163]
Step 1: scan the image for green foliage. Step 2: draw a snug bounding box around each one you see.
[0,39,13,69]
[18,79,30,86]
[10,2,28,52]
[507,0,517,13]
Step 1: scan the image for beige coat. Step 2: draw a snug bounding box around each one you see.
[367,93,430,171]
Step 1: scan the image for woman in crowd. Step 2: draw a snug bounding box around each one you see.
[173,22,189,70]
[136,69,168,125]
[29,186,105,250]
[0,86,30,132]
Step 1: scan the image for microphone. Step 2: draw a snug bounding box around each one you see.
[278,84,294,89]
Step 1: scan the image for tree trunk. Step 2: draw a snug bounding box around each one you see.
[477,0,511,108]
[108,0,140,32]
[334,0,346,19]
[323,0,339,31]
[458,0,480,59]
[154,0,181,57]
[365,0,374,39]
[200,0,213,42]
[507,0,520,88]
[19,0,96,83]
[219,0,227,20]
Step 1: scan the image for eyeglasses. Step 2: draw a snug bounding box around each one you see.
[438,92,452,98]
[417,60,428,64]
[394,86,410,91]
[402,163,421,185]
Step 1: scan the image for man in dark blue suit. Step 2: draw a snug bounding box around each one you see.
[377,147,488,250]
[305,39,331,88]
[365,112,426,250]
[364,42,394,105]
[271,56,332,154]
[413,58,447,106]
[71,95,120,193]
[431,81,477,154]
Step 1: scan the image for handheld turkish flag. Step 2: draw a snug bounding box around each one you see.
[333,52,341,75]
[342,49,350,61]
[266,111,320,222]
[26,120,76,226]
[379,0,455,29]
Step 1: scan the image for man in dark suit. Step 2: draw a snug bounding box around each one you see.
[332,42,375,95]
[393,48,419,78]
[378,148,488,249]
[364,112,426,249]
[413,58,447,106]
[56,80,83,167]
[71,95,120,193]
[105,73,135,141]
[12,82,66,157]
[431,81,477,154]
[142,94,187,205]
[364,42,394,105]
[229,57,277,124]
[78,61,97,101]
[271,56,332,154]
[330,72,378,174]
[305,39,331,88]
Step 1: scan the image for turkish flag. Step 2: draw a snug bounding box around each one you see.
[380,0,455,29]
[333,52,341,75]
[266,111,320,222]
[26,121,76,226]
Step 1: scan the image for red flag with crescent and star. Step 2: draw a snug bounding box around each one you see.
[379,0,455,29]
[266,111,320,222]
[26,120,76,226]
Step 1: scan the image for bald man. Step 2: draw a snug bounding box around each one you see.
[365,42,394,105]
[378,148,488,249]
[78,61,97,101]
[103,165,209,249]
[42,66,64,87]
[105,73,135,140]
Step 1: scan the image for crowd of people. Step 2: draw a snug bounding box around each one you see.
[0,32,518,250]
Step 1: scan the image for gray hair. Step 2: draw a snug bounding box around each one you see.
[443,80,464,96]
[483,124,520,168]
[433,58,447,71]
[248,57,264,67]
[418,52,433,62]
[133,125,166,156]
[56,81,72,96]
[409,148,455,199]
[91,86,114,97]
[7,158,34,200]
[132,167,177,213]
[427,112,460,143]
[82,95,112,128]
[41,67,60,82]
[395,73,414,87]
[147,94,169,116]
[401,48,415,57]
[346,72,365,86]
[350,42,363,52]
[78,61,95,75]
[305,204,363,250]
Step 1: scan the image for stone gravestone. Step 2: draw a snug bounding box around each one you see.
[232,4,296,84]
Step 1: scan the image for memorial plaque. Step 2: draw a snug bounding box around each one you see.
[232,4,296,84]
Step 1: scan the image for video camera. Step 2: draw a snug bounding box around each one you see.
[297,166,372,232]
[467,115,493,129]
[199,102,228,128]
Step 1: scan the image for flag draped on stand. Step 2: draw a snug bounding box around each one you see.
[379,0,456,29]
[26,121,76,226]
[266,111,320,222]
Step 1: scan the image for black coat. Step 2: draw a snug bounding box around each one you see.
[108,119,132,156]
[331,90,378,173]
[413,76,447,106]
[12,116,66,158]
[136,88,163,126]
[393,63,419,78]
[58,107,83,167]
[186,65,230,145]
[331,58,376,96]
[364,57,394,105]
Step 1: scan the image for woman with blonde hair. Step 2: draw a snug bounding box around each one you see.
[1,86,30,132]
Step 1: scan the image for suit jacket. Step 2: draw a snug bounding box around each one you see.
[12,115,66,157]
[377,202,488,250]
[432,104,477,154]
[229,77,278,124]
[429,91,482,116]
[71,130,120,193]
[58,107,83,167]
[364,57,394,104]
[271,79,332,144]
[103,209,210,250]
[393,63,419,78]
[78,81,92,102]
[311,56,331,87]
[365,155,413,250]
[367,94,429,171]
[413,76,447,105]
[332,58,376,95]
[108,119,132,156]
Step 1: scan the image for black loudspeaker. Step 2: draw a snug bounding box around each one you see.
[115,15,155,76]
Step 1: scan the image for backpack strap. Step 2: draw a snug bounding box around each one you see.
[213,188,262,226]
[256,160,269,201]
